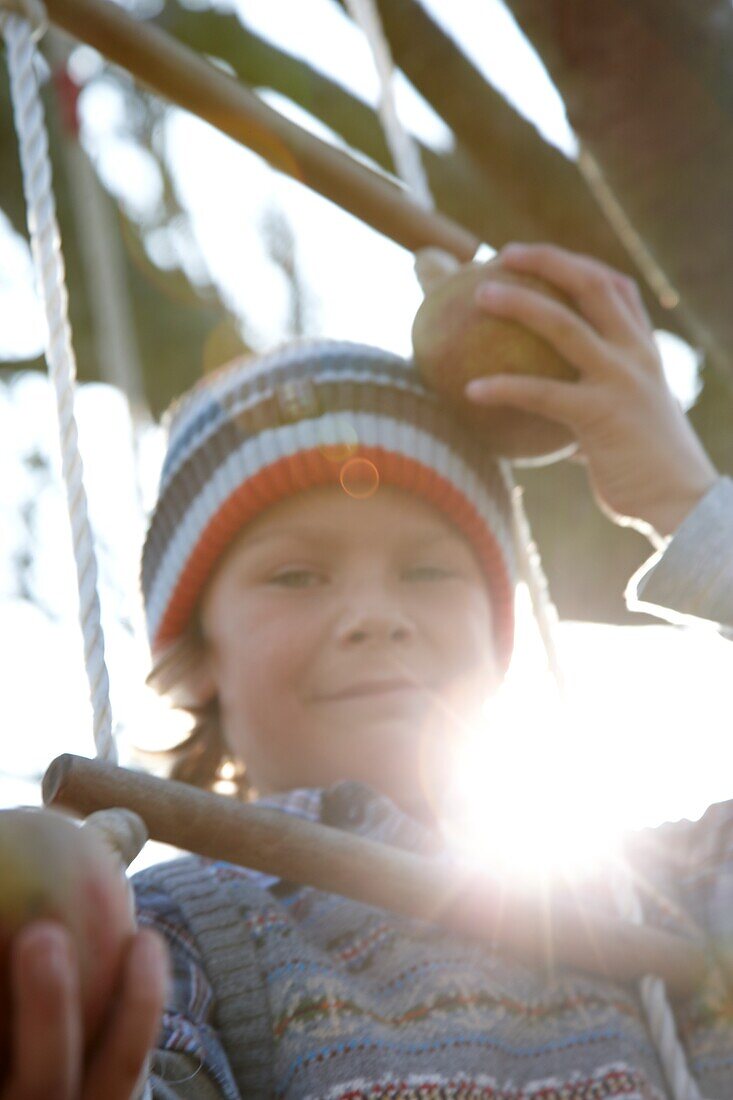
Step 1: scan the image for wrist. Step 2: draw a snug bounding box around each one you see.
[643,471,719,541]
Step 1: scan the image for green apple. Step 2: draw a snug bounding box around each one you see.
[0,808,136,1073]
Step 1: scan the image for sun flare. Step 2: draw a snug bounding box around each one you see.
[438,578,733,886]
[444,692,625,885]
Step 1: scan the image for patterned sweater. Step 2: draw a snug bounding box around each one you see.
[134,477,733,1100]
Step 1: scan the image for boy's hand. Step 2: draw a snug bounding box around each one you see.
[465,242,719,545]
[3,919,168,1100]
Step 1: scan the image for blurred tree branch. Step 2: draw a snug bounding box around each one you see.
[161,1,684,339]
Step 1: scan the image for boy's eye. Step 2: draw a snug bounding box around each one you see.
[268,566,455,587]
[269,569,322,588]
[406,566,454,581]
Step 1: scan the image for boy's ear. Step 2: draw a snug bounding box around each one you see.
[147,634,219,709]
[176,653,219,709]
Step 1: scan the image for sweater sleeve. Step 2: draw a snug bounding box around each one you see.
[131,865,242,1100]
[627,799,733,986]
[625,475,733,632]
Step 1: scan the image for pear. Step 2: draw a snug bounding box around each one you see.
[0,808,136,1073]
[412,259,580,464]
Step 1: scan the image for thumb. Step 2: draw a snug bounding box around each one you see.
[414,247,462,293]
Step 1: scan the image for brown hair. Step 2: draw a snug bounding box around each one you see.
[138,620,251,799]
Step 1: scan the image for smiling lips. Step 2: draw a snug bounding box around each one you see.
[320,679,421,701]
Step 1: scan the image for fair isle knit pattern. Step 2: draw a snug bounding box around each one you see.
[140,339,516,668]
[133,781,733,1100]
[307,1069,655,1099]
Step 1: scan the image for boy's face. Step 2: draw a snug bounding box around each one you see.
[198,484,499,819]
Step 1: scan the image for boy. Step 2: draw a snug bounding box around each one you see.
[5,244,733,1099]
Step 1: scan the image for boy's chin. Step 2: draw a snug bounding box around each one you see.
[316,721,456,824]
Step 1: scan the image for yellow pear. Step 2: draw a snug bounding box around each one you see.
[412,259,579,464]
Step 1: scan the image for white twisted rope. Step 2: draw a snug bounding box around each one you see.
[350,2,706,1097]
[505,472,566,692]
[343,0,432,210]
[612,872,705,1100]
[3,8,117,764]
[3,27,147,1099]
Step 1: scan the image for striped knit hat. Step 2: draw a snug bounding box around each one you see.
[141,339,517,673]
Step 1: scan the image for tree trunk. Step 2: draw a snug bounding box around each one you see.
[502,0,733,384]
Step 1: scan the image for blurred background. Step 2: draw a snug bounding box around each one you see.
[2,0,733,860]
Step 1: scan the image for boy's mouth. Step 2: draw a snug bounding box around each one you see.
[318,678,421,701]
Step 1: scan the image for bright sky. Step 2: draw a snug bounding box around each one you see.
[1,0,730,875]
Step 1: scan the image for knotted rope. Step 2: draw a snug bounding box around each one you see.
[346,2,705,1097]
[2,1,117,765]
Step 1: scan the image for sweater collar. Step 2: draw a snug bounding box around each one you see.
[239,780,445,891]
[255,785,323,823]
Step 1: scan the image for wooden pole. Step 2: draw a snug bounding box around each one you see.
[43,754,706,998]
[43,0,479,262]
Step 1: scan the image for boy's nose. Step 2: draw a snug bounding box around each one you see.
[344,620,411,644]
[336,590,415,645]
